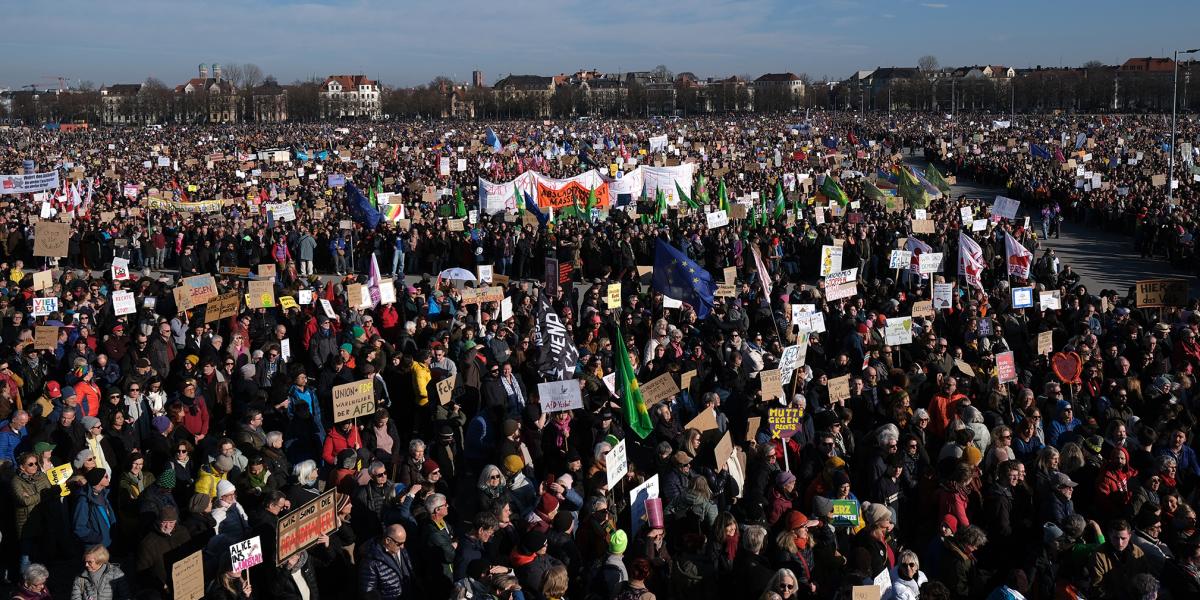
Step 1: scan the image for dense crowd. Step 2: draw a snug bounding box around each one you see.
[0,111,1198,600]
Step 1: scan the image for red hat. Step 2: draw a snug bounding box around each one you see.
[537,492,560,515]
[421,459,441,476]
[941,514,959,534]
[786,510,820,530]
[856,323,871,335]
[46,381,62,398]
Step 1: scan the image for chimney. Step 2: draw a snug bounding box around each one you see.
[199,63,208,79]
[213,63,222,81]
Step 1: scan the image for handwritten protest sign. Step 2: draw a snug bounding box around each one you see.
[768,407,802,438]
[640,372,680,407]
[331,379,375,422]
[229,536,263,573]
[277,490,336,565]
[537,379,583,413]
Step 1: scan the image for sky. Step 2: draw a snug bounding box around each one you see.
[5,0,1200,90]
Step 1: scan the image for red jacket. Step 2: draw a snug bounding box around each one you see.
[322,425,362,466]
[178,397,210,440]
[1095,447,1137,519]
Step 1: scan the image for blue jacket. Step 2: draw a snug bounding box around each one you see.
[73,486,115,548]
[0,421,27,464]
[359,537,414,600]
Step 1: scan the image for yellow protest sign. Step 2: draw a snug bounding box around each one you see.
[279,296,298,310]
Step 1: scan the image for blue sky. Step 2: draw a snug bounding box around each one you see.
[5,0,1200,89]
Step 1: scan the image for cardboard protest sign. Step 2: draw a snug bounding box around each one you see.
[1136,279,1188,307]
[910,219,935,234]
[436,374,458,406]
[723,266,737,284]
[684,408,718,433]
[247,280,275,309]
[759,369,784,401]
[332,379,375,422]
[713,432,734,470]
[257,263,276,279]
[537,379,583,413]
[32,269,53,291]
[171,550,204,600]
[1037,331,1054,355]
[276,490,337,565]
[912,300,934,318]
[827,375,851,404]
[34,221,70,257]
[640,372,680,407]
[33,326,59,351]
[206,292,240,323]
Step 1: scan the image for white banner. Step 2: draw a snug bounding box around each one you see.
[991,195,1020,219]
[705,210,729,229]
[601,167,644,199]
[641,165,696,208]
[112,290,137,316]
[0,171,60,195]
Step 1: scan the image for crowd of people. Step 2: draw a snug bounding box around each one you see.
[0,111,1197,600]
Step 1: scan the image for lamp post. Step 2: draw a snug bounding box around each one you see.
[1168,48,1200,206]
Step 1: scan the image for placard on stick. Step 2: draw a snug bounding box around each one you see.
[640,372,680,407]
[331,379,375,422]
[436,374,457,405]
[34,221,70,257]
[827,375,850,404]
[171,549,204,600]
[247,280,275,309]
[276,490,337,565]
[34,326,59,350]
[32,269,52,291]
[206,292,240,322]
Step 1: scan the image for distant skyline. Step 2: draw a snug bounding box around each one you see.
[5,0,1200,89]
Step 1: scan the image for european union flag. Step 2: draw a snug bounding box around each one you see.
[652,239,717,319]
[347,182,382,230]
[1030,144,1052,160]
[521,188,548,226]
[485,127,501,152]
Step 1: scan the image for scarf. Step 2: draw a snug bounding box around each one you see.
[724,532,739,562]
[501,375,524,407]
[248,469,269,490]
[552,418,571,449]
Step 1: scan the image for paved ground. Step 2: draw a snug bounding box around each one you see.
[904,155,1198,296]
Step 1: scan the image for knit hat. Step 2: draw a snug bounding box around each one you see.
[335,492,352,513]
[502,419,520,437]
[73,449,94,468]
[537,493,560,515]
[340,343,353,354]
[856,323,871,335]
[85,468,107,487]
[941,514,960,534]
[863,502,892,526]
[963,445,983,467]
[45,381,62,398]
[61,386,76,399]
[786,510,820,530]
[812,496,834,519]
[520,530,547,554]
[776,471,797,487]
[158,468,177,489]
[215,455,235,473]
[352,326,365,338]
[81,416,101,430]
[422,459,441,476]
[608,529,629,554]
[184,354,199,367]
[216,480,236,497]
[502,455,524,474]
[830,469,851,489]
[152,416,171,433]
[158,506,179,522]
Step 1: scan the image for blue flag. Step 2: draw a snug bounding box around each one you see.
[652,239,717,319]
[347,182,382,230]
[822,136,839,149]
[485,127,501,152]
[1030,144,1052,160]
[521,189,548,226]
[295,150,309,161]
[316,150,329,160]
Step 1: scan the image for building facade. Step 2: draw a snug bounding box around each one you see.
[319,75,381,119]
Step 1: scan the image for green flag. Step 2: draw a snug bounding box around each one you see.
[925,164,952,194]
[696,173,710,205]
[717,179,730,213]
[616,326,652,439]
[514,184,524,214]
[454,186,467,218]
[820,176,850,206]
[676,181,699,210]
[898,167,930,209]
[863,180,888,203]
[773,181,786,218]
[587,185,597,212]
[654,188,666,223]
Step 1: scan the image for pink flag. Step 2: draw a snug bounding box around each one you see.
[368,253,383,308]
[1004,232,1033,279]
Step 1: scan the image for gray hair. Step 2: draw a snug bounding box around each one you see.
[424,492,447,514]
[876,423,900,447]
[477,464,505,489]
[293,460,318,483]
[956,525,989,548]
[742,524,768,554]
[765,569,798,594]
[898,549,919,569]
[594,441,612,463]
[409,439,426,454]
[22,563,49,585]
[266,431,283,446]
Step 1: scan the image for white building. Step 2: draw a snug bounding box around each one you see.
[320,75,381,119]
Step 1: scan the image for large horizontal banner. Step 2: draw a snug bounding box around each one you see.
[536,181,610,209]
[0,171,60,195]
[478,170,605,214]
[146,197,232,213]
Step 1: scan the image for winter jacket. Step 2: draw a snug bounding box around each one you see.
[69,563,132,600]
[12,470,51,538]
[73,486,116,548]
[1086,543,1149,598]
[359,537,415,600]
[194,463,229,497]
[939,541,977,599]
[321,425,362,466]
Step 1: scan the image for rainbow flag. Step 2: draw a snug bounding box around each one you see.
[381,204,405,222]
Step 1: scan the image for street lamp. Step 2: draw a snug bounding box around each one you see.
[1168,48,1200,206]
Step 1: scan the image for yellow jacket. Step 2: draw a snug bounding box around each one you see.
[194,464,228,497]
[412,362,431,406]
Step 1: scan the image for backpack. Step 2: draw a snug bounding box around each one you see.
[613,582,650,600]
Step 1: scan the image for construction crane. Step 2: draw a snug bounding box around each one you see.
[41,76,69,92]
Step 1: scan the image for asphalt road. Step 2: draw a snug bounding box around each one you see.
[904,155,1197,296]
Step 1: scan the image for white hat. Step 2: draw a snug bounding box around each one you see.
[217,480,236,497]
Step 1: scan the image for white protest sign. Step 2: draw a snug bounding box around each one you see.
[280,338,291,363]
[705,210,729,229]
[820,245,843,276]
[32,297,58,317]
[991,195,1020,219]
[933,283,954,310]
[606,439,628,489]
[888,250,912,270]
[298,289,313,305]
[229,536,263,573]
[111,257,130,281]
[1012,286,1034,309]
[1039,290,1061,311]
[972,218,988,232]
[662,295,683,309]
[918,252,944,274]
[112,290,137,316]
[537,379,583,413]
[884,317,914,345]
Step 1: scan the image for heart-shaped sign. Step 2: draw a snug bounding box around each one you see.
[1051,351,1083,384]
